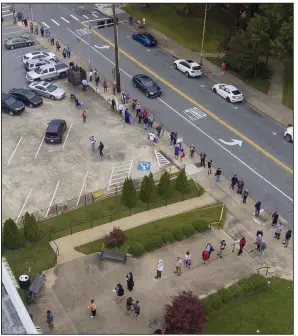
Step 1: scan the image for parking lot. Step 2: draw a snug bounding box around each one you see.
[2,27,162,222]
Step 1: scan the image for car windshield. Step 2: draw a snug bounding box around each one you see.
[24,91,36,99]
[192,66,201,70]
[144,34,154,39]
[144,80,154,88]
[34,67,42,74]
[5,97,16,105]
[46,84,57,92]
[232,90,241,95]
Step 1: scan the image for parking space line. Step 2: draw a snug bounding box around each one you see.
[16,188,32,223]
[70,14,79,21]
[2,30,24,35]
[92,13,98,18]
[63,123,73,148]
[45,181,60,217]
[76,172,89,207]
[43,101,54,105]
[2,9,10,12]
[61,16,70,24]
[2,25,19,29]
[2,6,10,8]
[82,15,89,19]
[35,136,44,158]
[8,136,22,165]
[42,22,50,28]
[51,19,60,26]
[3,13,13,17]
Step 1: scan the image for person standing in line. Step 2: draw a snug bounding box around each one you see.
[82,110,87,123]
[136,102,141,118]
[175,257,183,276]
[46,310,54,328]
[98,141,104,157]
[207,160,213,175]
[271,210,279,226]
[143,114,149,130]
[125,91,130,103]
[260,241,267,258]
[126,297,134,315]
[169,132,175,147]
[126,272,134,291]
[114,283,125,303]
[215,168,222,182]
[111,98,116,111]
[136,108,142,123]
[184,251,192,270]
[256,233,262,251]
[174,143,180,159]
[242,189,249,203]
[121,91,126,104]
[156,124,163,138]
[148,113,154,128]
[220,62,226,75]
[179,148,185,162]
[30,21,33,33]
[118,102,124,116]
[34,23,38,35]
[132,97,137,110]
[283,230,292,247]
[82,78,88,91]
[133,300,140,319]
[238,237,246,256]
[237,179,244,194]
[255,201,261,217]
[56,41,61,52]
[40,25,44,37]
[24,18,28,28]
[274,222,283,239]
[217,240,226,258]
[189,144,196,158]
[62,48,67,59]
[173,132,178,145]
[200,152,206,167]
[89,69,93,82]
[177,136,183,149]
[112,81,116,95]
[66,46,71,58]
[155,259,163,279]
[230,174,238,190]
[103,80,108,92]
[88,299,96,318]
[95,73,100,87]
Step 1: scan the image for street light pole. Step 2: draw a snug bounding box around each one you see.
[200,3,208,65]
[112,4,121,93]
[29,4,33,22]
[88,23,91,70]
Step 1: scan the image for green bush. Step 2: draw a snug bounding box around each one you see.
[201,298,214,314]
[218,288,233,304]
[3,218,25,250]
[208,293,222,310]
[23,212,39,241]
[239,279,255,294]
[122,178,137,208]
[249,274,268,290]
[175,168,189,194]
[158,171,171,197]
[171,228,186,241]
[128,241,145,257]
[193,219,209,232]
[142,238,155,252]
[229,284,244,299]
[152,235,164,249]
[161,231,175,244]
[182,223,196,237]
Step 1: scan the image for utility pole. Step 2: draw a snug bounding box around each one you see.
[88,23,91,70]
[112,4,121,93]
[200,3,208,65]
[29,4,33,22]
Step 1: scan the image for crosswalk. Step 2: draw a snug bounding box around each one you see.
[41,12,101,27]
[2,3,13,17]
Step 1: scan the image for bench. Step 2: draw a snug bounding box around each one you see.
[26,273,46,304]
[99,250,127,264]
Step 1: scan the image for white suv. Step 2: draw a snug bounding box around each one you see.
[173,59,203,78]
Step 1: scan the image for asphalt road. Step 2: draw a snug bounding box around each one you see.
[13,3,294,225]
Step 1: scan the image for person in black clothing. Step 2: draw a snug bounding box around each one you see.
[98,141,104,157]
[230,174,238,190]
[40,26,44,37]
[156,124,164,138]
[242,189,249,203]
[283,230,292,247]
[173,132,178,145]
[126,272,134,291]
[200,152,206,167]
[271,210,279,226]
[111,98,116,111]
[207,160,212,175]
[256,228,263,237]
[215,168,222,182]
[237,179,244,194]
[255,201,261,217]
[114,283,124,303]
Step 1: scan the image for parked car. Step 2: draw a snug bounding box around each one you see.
[132,33,157,47]
[1,93,25,115]
[9,88,43,107]
[45,119,67,144]
[28,81,65,100]
[26,63,69,82]
[212,84,243,103]
[22,51,56,65]
[173,59,202,78]
[25,59,57,72]
[284,125,293,142]
[4,36,34,50]
[132,74,162,98]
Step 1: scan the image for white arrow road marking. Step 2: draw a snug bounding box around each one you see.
[201,85,205,87]
[219,138,243,147]
[94,44,110,49]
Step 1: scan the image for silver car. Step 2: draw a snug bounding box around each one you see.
[4,36,34,50]
[25,59,56,72]
[28,81,65,100]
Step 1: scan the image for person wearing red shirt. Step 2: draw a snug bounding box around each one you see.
[238,237,246,256]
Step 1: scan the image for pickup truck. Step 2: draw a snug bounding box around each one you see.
[26,63,69,82]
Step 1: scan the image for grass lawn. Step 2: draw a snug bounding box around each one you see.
[75,204,223,255]
[204,278,294,334]
[124,4,229,53]
[283,59,293,110]
[207,57,270,94]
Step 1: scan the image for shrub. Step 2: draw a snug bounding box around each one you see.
[128,241,145,257]
[3,218,25,250]
[142,238,155,252]
[140,173,155,203]
[218,288,233,304]
[161,231,175,244]
[249,274,268,290]
[201,298,214,314]
[207,293,222,310]
[240,280,255,295]
[193,219,209,232]
[229,284,244,299]
[158,170,171,198]
[182,223,196,237]
[152,235,164,249]
[23,212,39,241]
[171,228,185,241]
[175,168,189,194]
[164,290,206,333]
[122,178,137,208]
[103,226,127,248]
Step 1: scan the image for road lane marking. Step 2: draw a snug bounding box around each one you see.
[35,136,44,158]
[2,25,19,29]
[76,171,89,207]
[3,13,13,17]
[63,123,72,148]
[42,22,49,28]
[184,107,207,120]
[158,97,293,203]
[2,6,10,8]
[16,188,32,222]
[60,16,70,23]
[83,22,293,175]
[82,14,89,19]
[2,9,10,12]
[8,136,22,165]
[70,14,79,21]
[51,19,60,26]
[2,30,23,35]
[45,180,60,217]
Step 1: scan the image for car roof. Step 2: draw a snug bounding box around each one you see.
[225,85,239,91]
[136,74,151,81]
[49,119,65,124]
[27,58,48,63]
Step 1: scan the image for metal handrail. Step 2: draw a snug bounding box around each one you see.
[48,234,59,256]
[256,266,271,276]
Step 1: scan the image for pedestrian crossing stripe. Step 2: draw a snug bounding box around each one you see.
[184,107,207,120]
[155,150,170,167]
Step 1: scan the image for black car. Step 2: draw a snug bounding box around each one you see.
[9,88,43,107]
[1,93,25,116]
[45,119,67,144]
[132,74,162,98]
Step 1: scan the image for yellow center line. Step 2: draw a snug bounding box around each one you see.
[82,22,293,175]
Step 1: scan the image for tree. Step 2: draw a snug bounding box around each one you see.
[158,170,171,198]
[175,168,189,194]
[122,178,137,208]
[164,290,206,334]
[3,218,25,250]
[23,212,39,241]
[140,175,149,202]
[140,173,155,203]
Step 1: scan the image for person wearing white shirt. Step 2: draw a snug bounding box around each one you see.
[155,259,163,279]
[89,70,93,82]
[118,103,124,117]
[184,251,192,269]
[177,136,183,149]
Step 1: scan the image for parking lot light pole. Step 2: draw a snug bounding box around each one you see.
[88,23,91,70]
[112,4,121,93]
[200,3,208,65]
[29,4,33,22]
